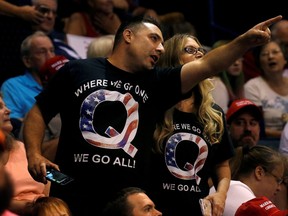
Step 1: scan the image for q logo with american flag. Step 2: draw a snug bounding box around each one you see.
[79,90,139,158]
[165,132,208,185]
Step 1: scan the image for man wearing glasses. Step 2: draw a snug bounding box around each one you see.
[0,0,81,86]
[30,0,81,60]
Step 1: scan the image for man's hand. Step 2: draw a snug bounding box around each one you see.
[18,6,44,24]
[241,15,282,47]
[27,152,59,184]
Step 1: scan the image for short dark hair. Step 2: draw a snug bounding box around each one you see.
[101,187,146,216]
[113,16,162,50]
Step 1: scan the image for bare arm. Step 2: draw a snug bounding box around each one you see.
[112,0,129,11]
[41,137,59,162]
[64,12,86,36]
[181,15,282,94]
[206,160,231,216]
[0,0,44,23]
[23,104,59,184]
[265,128,282,139]
[9,200,34,215]
[93,13,121,34]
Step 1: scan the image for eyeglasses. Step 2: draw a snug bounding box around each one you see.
[265,170,283,185]
[184,46,207,55]
[260,50,282,57]
[36,5,57,16]
[283,176,288,185]
[30,48,55,57]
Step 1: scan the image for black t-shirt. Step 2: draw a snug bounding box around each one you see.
[35,57,183,215]
[149,104,234,216]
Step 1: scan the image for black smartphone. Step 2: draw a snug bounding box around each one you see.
[46,168,74,185]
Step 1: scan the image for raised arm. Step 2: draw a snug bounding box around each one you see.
[181,15,282,94]
[23,104,59,184]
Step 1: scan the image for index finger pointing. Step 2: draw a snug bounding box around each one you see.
[262,15,282,28]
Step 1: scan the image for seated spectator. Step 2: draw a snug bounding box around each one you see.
[273,154,288,210]
[30,0,82,60]
[242,48,262,82]
[244,40,288,140]
[64,0,121,37]
[272,19,288,39]
[30,196,72,216]
[210,76,229,113]
[112,0,159,21]
[271,19,288,79]
[0,0,81,87]
[0,0,46,84]
[86,34,115,58]
[210,145,285,216]
[112,0,185,27]
[212,40,245,106]
[1,31,63,161]
[0,0,44,24]
[235,196,288,215]
[163,20,201,42]
[0,94,50,215]
[242,18,288,83]
[101,187,162,216]
[113,0,186,41]
[168,20,197,38]
[1,31,55,136]
[226,99,263,148]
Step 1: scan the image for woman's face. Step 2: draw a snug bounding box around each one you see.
[260,164,284,200]
[226,57,243,76]
[0,97,12,133]
[259,41,287,75]
[180,37,205,64]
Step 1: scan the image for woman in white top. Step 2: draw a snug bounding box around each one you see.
[244,40,288,139]
[210,145,284,216]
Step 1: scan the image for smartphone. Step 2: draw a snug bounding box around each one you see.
[199,199,212,216]
[46,168,74,185]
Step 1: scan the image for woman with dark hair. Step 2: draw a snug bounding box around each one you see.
[244,40,288,139]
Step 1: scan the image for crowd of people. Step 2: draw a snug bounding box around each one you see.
[0,0,287,216]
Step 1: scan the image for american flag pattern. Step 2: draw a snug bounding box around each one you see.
[165,132,208,185]
[79,89,138,157]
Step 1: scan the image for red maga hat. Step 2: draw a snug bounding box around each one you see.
[226,99,262,123]
[235,196,288,216]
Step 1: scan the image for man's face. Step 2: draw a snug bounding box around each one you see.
[32,0,57,34]
[128,193,162,216]
[24,36,55,71]
[127,22,164,71]
[229,112,260,148]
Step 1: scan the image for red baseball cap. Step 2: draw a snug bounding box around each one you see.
[235,196,288,216]
[226,99,263,124]
[40,55,69,81]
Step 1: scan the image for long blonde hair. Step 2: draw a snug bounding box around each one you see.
[153,34,224,153]
[31,196,72,216]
